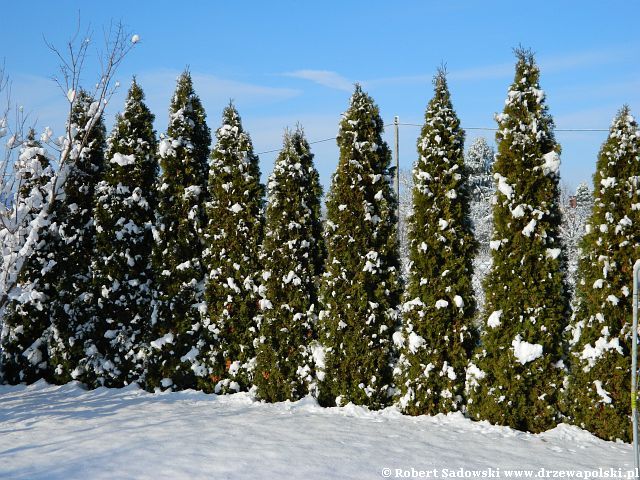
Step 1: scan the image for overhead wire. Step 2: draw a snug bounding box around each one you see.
[255,123,608,155]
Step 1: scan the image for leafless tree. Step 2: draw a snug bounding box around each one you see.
[0,20,137,309]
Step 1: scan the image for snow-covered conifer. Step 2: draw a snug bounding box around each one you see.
[48,91,107,384]
[466,138,495,313]
[466,50,570,432]
[318,85,402,409]
[254,128,324,402]
[560,182,593,288]
[0,131,56,383]
[145,72,211,391]
[466,137,495,202]
[394,71,477,415]
[204,103,264,394]
[82,79,158,387]
[566,107,640,442]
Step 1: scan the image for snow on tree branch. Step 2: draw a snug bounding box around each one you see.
[0,21,137,310]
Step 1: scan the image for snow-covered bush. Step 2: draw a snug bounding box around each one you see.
[146,71,211,392]
[318,85,401,409]
[48,91,107,384]
[204,103,264,394]
[467,50,570,433]
[394,70,476,415]
[566,106,640,442]
[0,131,56,383]
[83,80,158,388]
[254,128,324,402]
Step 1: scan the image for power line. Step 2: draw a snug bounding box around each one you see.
[255,123,609,156]
[256,136,336,155]
[397,122,609,132]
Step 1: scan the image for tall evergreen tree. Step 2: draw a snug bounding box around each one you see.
[466,50,570,433]
[82,79,158,387]
[48,91,107,384]
[394,71,477,415]
[0,131,55,383]
[204,103,264,394]
[318,85,402,409]
[254,127,324,402]
[146,72,211,391]
[566,107,640,442]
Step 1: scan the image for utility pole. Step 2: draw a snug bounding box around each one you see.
[633,260,640,477]
[394,116,400,225]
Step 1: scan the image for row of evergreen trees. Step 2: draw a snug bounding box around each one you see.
[1,50,639,443]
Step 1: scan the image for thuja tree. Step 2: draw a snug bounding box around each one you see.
[83,79,158,388]
[254,128,324,402]
[466,50,570,433]
[466,137,495,202]
[0,131,55,383]
[394,71,477,415]
[318,84,402,409]
[146,72,211,391]
[48,90,107,384]
[566,107,640,442]
[204,103,264,394]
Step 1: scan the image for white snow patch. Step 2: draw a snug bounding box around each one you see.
[487,310,502,328]
[522,219,537,237]
[110,153,136,166]
[546,248,561,260]
[407,332,426,353]
[453,295,464,308]
[541,151,560,175]
[593,380,612,404]
[435,299,449,309]
[511,335,543,364]
[150,333,175,350]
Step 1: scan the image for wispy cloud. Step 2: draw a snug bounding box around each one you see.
[362,43,640,88]
[283,70,353,91]
[138,70,301,106]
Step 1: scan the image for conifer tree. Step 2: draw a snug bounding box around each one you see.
[204,103,264,394]
[466,50,570,432]
[466,137,496,313]
[318,85,402,409]
[0,131,56,383]
[466,137,495,202]
[146,72,211,391]
[82,79,158,387]
[561,181,593,288]
[394,71,477,415]
[48,91,107,384]
[566,107,640,442]
[254,128,324,402]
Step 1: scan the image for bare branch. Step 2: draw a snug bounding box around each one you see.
[0,19,138,309]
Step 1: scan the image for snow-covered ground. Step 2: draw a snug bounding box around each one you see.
[0,381,633,480]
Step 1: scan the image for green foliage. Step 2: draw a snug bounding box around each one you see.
[254,128,324,402]
[0,131,55,384]
[466,50,570,432]
[566,106,640,442]
[146,71,211,391]
[394,71,477,415]
[48,90,107,384]
[204,103,264,394]
[83,79,158,388]
[318,85,402,409]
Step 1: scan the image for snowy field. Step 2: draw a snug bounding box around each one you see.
[0,382,633,480]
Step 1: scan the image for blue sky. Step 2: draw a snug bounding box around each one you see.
[2,1,639,192]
